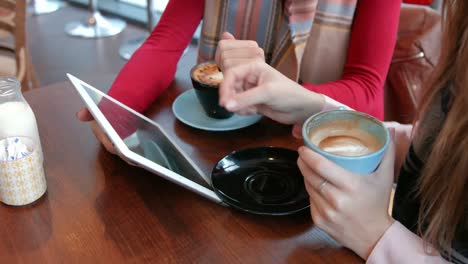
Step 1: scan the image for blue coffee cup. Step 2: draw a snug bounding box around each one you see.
[302,110,390,174]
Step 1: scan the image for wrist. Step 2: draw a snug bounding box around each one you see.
[304,90,325,115]
[289,85,325,123]
[361,216,395,260]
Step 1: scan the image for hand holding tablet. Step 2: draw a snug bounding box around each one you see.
[68,74,309,215]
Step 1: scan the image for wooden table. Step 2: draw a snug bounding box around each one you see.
[0,75,363,263]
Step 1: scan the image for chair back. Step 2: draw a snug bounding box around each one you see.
[0,0,37,91]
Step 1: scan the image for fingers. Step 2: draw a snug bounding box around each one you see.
[300,154,342,240]
[215,32,238,66]
[89,122,138,167]
[221,47,263,59]
[305,173,336,234]
[218,39,258,51]
[79,109,117,156]
[235,106,259,116]
[298,146,353,189]
[219,61,266,106]
[218,47,264,70]
[302,169,327,221]
[378,137,396,173]
[298,157,337,201]
[90,121,117,155]
[222,84,270,112]
[308,194,326,227]
[387,127,396,142]
[215,34,264,71]
[221,31,235,40]
[76,108,94,122]
[292,124,302,139]
[220,56,264,72]
[374,139,396,185]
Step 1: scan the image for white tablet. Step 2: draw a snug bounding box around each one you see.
[67,74,224,204]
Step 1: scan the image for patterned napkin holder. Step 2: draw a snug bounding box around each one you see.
[0,137,47,206]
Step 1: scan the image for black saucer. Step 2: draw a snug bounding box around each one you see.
[211,147,310,215]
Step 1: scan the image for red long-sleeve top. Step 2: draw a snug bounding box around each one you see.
[108,0,401,120]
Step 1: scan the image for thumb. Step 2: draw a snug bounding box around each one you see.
[375,139,396,185]
[221,32,235,40]
[76,108,94,122]
[215,32,236,68]
[292,124,303,139]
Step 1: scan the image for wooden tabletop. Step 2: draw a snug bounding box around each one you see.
[0,73,363,263]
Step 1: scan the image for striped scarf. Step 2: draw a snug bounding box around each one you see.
[198,0,357,83]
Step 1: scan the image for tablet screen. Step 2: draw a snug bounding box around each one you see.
[79,81,211,189]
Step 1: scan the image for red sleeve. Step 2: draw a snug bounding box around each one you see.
[403,0,432,4]
[107,0,204,113]
[302,0,401,120]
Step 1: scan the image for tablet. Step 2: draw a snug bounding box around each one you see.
[67,74,224,204]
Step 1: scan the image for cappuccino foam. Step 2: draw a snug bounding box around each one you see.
[192,63,223,87]
[308,120,381,157]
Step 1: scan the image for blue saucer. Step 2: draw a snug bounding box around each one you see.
[172,89,262,131]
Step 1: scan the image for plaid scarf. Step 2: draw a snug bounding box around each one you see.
[198,0,357,82]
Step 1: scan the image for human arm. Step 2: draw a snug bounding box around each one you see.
[403,0,433,4]
[75,101,141,159]
[76,0,203,154]
[215,32,265,72]
[367,221,449,264]
[219,61,325,124]
[302,0,401,120]
[107,0,204,113]
[76,109,117,155]
[298,133,448,262]
[297,144,396,259]
[384,122,413,175]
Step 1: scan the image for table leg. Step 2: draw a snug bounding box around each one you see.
[64,0,126,38]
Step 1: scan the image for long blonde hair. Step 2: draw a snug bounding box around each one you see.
[417,0,468,253]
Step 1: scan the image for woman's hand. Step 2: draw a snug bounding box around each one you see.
[219,61,325,124]
[297,142,396,260]
[384,122,413,176]
[215,32,265,72]
[76,108,117,155]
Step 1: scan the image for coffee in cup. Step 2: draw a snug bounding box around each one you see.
[302,110,389,174]
[308,119,382,157]
[190,62,233,119]
[192,63,224,86]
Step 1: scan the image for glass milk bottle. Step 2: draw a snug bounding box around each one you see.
[0,77,43,159]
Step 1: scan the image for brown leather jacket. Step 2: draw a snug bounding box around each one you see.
[385,4,441,123]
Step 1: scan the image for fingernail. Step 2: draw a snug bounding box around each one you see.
[225,100,238,110]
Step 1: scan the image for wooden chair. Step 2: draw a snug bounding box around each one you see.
[0,0,38,91]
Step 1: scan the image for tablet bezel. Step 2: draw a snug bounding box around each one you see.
[67,74,224,204]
